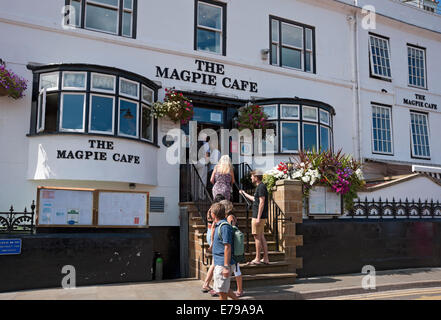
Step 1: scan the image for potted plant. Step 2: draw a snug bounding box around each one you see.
[0,63,28,99]
[152,88,194,124]
[237,104,272,135]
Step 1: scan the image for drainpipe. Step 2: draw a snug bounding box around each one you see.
[351,0,362,162]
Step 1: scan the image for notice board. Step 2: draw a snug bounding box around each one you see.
[36,187,149,228]
[307,186,342,216]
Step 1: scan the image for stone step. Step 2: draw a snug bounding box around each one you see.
[229,272,297,289]
[205,251,286,263]
[201,240,278,251]
[238,261,290,275]
[193,231,274,242]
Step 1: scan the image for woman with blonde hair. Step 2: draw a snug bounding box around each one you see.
[210,155,235,201]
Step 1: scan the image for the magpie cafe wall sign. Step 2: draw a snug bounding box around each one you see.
[396,88,440,112]
[57,139,141,164]
[156,59,258,93]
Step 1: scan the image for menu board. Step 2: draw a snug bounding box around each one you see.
[97,191,148,227]
[308,186,342,215]
[37,188,94,226]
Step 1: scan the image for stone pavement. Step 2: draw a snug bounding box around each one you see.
[1,267,441,300]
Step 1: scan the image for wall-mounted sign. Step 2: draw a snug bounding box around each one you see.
[396,88,440,112]
[56,139,140,164]
[156,59,258,93]
[0,239,22,255]
[307,186,342,216]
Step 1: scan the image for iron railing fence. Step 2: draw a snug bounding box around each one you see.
[346,197,441,219]
[0,201,36,234]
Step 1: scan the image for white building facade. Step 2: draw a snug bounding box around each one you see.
[0,0,440,229]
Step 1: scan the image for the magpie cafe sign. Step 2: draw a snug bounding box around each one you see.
[57,139,141,164]
[155,59,258,93]
[396,88,440,112]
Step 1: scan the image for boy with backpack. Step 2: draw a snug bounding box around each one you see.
[219,200,245,297]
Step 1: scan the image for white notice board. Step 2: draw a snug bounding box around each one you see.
[308,186,342,215]
[37,187,94,226]
[97,191,149,227]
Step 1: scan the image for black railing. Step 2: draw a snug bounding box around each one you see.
[0,201,36,234]
[347,197,441,219]
[232,181,252,253]
[268,194,292,252]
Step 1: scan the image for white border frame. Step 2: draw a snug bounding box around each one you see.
[59,92,86,133]
[141,84,154,104]
[410,111,431,159]
[280,104,300,120]
[369,35,393,80]
[61,71,87,90]
[371,104,394,155]
[262,104,278,120]
[39,72,59,92]
[88,93,115,135]
[280,121,300,153]
[302,122,318,152]
[119,77,139,99]
[118,98,139,138]
[302,106,318,121]
[140,104,154,143]
[91,73,116,93]
[37,89,47,133]
[320,125,331,152]
[319,109,330,125]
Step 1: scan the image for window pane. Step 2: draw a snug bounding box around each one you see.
[123,0,132,9]
[281,105,299,119]
[305,52,312,72]
[281,47,301,69]
[85,3,118,34]
[198,2,222,29]
[122,11,132,37]
[271,19,279,42]
[70,0,81,26]
[305,28,313,50]
[61,94,85,130]
[40,73,59,91]
[63,72,85,89]
[119,99,138,137]
[93,0,118,7]
[92,73,115,92]
[141,105,153,141]
[142,85,154,104]
[263,122,277,154]
[263,105,277,119]
[38,92,44,130]
[303,106,317,120]
[281,122,299,152]
[44,93,59,133]
[120,78,138,98]
[90,95,114,133]
[320,126,330,151]
[303,123,317,151]
[281,23,302,48]
[320,110,329,124]
[197,28,221,53]
[271,44,278,65]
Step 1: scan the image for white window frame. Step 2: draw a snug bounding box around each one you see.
[302,106,318,121]
[61,71,87,90]
[407,45,427,89]
[302,123,318,152]
[39,72,59,92]
[91,73,116,93]
[320,110,330,125]
[280,104,299,120]
[305,28,314,73]
[196,1,223,55]
[280,22,304,71]
[37,89,47,133]
[59,92,86,133]
[141,104,154,142]
[119,77,139,99]
[122,0,133,37]
[141,85,154,104]
[369,34,392,80]
[262,104,278,120]
[410,112,431,159]
[371,105,393,155]
[84,0,120,35]
[88,93,115,135]
[320,125,331,152]
[271,19,279,65]
[280,121,300,153]
[118,98,139,138]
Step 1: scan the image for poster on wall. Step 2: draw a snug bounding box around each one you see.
[97,191,149,227]
[37,187,94,226]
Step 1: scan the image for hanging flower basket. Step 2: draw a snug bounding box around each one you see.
[237,104,271,137]
[0,64,28,99]
[152,88,194,124]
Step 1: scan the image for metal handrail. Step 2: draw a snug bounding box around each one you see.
[232,181,252,253]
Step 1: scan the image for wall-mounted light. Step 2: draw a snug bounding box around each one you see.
[261,49,270,61]
[381,89,388,93]
[121,108,134,120]
[129,183,136,189]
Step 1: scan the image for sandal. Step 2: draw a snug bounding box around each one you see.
[235,291,244,297]
[209,289,219,297]
[260,259,270,265]
[246,260,261,266]
[201,286,212,293]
